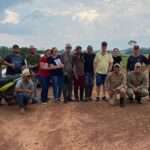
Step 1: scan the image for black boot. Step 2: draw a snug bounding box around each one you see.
[136,96,142,104]
[80,88,84,101]
[129,96,134,104]
[120,97,125,107]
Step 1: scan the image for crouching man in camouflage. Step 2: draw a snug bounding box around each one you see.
[127,62,149,104]
[105,63,126,107]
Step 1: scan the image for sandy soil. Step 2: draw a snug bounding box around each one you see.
[0,93,150,150]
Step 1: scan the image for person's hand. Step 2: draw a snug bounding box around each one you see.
[10,64,15,69]
[60,64,64,68]
[25,89,32,95]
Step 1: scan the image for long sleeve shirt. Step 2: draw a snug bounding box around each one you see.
[127,71,148,89]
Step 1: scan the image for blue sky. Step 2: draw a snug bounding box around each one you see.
[0,0,150,50]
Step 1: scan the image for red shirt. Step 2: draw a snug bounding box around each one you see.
[38,56,50,77]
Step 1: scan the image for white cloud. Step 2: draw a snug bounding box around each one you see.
[72,9,99,23]
[1,0,150,48]
[1,9,20,24]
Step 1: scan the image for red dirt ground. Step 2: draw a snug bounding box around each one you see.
[0,95,150,150]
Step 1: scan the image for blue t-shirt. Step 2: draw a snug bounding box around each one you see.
[5,53,25,75]
[127,55,148,71]
[48,56,63,76]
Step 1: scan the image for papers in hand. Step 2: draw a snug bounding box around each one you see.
[54,59,62,65]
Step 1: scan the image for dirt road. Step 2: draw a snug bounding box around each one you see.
[1,98,150,150]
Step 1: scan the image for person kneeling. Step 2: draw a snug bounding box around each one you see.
[127,63,149,104]
[15,68,34,113]
[105,64,126,107]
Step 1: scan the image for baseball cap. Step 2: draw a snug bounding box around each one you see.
[22,68,31,77]
[65,43,72,48]
[114,63,121,68]
[135,62,141,68]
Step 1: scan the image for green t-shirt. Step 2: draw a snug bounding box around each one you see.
[26,54,40,72]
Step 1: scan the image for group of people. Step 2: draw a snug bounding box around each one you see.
[0,42,149,113]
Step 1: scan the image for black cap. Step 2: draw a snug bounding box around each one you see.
[87,45,93,50]
[76,46,82,50]
[133,45,140,50]
[101,41,108,47]
[13,44,19,49]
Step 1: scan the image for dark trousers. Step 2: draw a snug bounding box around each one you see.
[149,72,150,96]
[74,75,85,100]
[16,93,31,108]
[39,76,49,102]
[63,74,73,101]
[52,75,64,100]
[85,73,94,98]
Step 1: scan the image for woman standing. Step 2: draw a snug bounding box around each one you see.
[48,48,64,102]
[38,49,51,104]
[112,48,122,65]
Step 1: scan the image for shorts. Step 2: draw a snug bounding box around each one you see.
[96,73,107,86]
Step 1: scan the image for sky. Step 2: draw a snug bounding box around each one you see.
[0,0,150,50]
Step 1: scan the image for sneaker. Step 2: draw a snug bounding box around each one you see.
[136,96,142,104]
[102,96,107,102]
[129,97,134,104]
[120,98,125,107]
[89,97,93,101]
[20,108,25,114]
[42,102,48,105]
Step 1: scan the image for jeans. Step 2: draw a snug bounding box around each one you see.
[85,73,94,98]
[16,93,31,108]
[63,74,73,101]
[38,76,49,102]
[52,76,64,100]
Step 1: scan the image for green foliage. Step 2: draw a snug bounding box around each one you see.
[0,46,44,59]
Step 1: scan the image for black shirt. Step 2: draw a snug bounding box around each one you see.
[48,56,63,76]
[84,52,95,75]
[113,56,122,64]
[127,54,148,71]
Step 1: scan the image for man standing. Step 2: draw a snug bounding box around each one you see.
[84,45,95,101]
[127,45,148,72]
[26,47,40,102]
[15,68,34,113]
[0,56,3,77]
[26,47,40,74]
[73,46,85,101]
[94,42,113,101]
[105,64,126,107]
[61,44,73,103]
[127,63,148,104]
[4,45,25,75]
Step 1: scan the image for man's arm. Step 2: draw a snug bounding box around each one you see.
[138,74,148,89]
[108,55,113,72]
[116,74,126,90]
[4,55,15,68]
[16,88,32,94]
[15,80,32,94]
[94,55,97,75]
